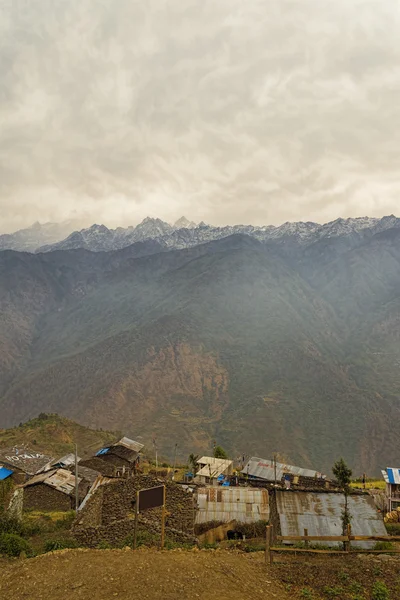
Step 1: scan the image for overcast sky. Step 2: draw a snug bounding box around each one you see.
[1,0,400,233]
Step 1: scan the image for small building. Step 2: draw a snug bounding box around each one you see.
[196,487,269,524]
[22,467,95,512]
[274,490,386,548]
[41,453,79,473]
[242,456,326,485]
[381,468,400,512]
[195,457,233,485]
[95,437,144,469]
[0,446,53,484]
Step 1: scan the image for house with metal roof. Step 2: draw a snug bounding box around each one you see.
[0,446,53,476]
[40,453,79,473]
[21,466,98,512]
[381,468,400,512]
[195,457,233,484]
[242,456,326,484]
[275,490,386,548]
[196,487,270,524]
[94,437,144,468]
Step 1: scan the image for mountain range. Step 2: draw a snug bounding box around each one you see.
[3,215,400,256]
[2,215,400,475]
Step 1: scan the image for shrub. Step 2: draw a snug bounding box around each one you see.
[371,581,390,600]
[44,539,78,552]
[385,522,400,536]
[55,511,75,530]
[0,515,24,536]
[373,541,394,551]
[97,540,113,549]
[0,533,33,557]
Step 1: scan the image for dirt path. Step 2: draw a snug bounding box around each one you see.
[0,548,291,600]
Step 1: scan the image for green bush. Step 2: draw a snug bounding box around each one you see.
[373,541,394,551]
[55,511,75,530]
[0,515,24,536]
[371,581,390,600]
[385,522,400,536]
[97,540,113,549]
[0,533,33,557]
[44,539,78,552]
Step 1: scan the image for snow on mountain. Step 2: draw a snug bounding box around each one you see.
[173,216,198,230]
[33,215,400,255]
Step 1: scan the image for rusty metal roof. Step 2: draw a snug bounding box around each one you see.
[23,468,81,496]
[0,446,53,475]
[276,490,387,548]
[196,487,270,524]
[242,457,325,481]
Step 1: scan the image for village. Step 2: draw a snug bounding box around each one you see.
[0,434,397,553]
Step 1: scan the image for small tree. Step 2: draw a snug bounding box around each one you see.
[213,446,228,459]
[332,458,352,538]
[188,453,199,474]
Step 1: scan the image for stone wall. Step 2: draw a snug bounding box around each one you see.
[23,484,72,512]
[72,475,195,548]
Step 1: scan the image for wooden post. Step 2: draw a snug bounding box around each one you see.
[160,485,166,549]
[347,523,352,553]
[133,490,139,550]
[265,525,273,566]
[304,528,309,549]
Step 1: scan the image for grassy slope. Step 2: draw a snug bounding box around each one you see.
[0,414,118,460]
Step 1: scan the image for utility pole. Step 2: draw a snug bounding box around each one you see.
[153,438,158,476]
[273,453,277,487]
[172,443,178,480]
[75,443,79,512]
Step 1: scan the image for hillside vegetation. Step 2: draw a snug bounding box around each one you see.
[2,228,400,474]
[0,414,118,460]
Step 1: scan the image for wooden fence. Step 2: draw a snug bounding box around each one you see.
[264,525,400,565]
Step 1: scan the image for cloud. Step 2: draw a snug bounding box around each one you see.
[1,0,400,232]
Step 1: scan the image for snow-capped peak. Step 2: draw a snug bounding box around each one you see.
[173,216,197,230]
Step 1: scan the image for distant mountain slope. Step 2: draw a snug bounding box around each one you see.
[0,220,86,252]
[2,230,400,474]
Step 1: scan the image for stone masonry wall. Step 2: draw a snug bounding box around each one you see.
[24,484,72,512]
[72,475,195,548]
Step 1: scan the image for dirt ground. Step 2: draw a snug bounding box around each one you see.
[0,548,290,600]
[2,548,400,600]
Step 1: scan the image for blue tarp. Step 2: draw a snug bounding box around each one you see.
[96,448,110,456]
[0,466,13,481]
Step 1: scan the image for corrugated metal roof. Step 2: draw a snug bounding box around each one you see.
[24,468,81,496]
[196,457,233,478]
[242,457,325,481]
[41,453,79,473]
[382,468,400,485]
[0,447,53,475]
[276,491,386,548]
[0,466,13,480]
[112,437,144,453]
[196,487,270,524]
[96,437,144,458]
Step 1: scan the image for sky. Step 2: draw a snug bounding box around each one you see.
[1,0,400,233]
